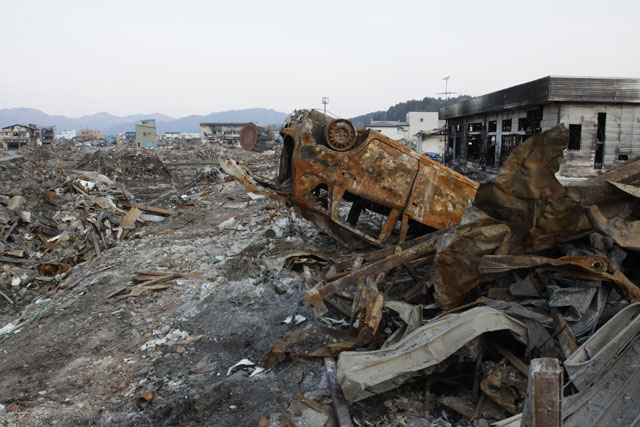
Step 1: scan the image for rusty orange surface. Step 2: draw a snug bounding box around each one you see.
[278,110,478,246]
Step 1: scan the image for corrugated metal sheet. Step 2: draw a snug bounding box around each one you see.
[440,76,640,119]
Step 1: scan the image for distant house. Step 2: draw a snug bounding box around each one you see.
[440,76,640,176]
[200,122,246,144]
[1,124,40,149]
[77,129,104,142]
[58,129,77,140]
[135,119,157,148]
[365,120,408,141]
[365,112,443,152]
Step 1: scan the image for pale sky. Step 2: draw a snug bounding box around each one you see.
[2,0,639,118]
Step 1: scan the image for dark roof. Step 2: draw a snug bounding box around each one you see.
[440,76,640,119]
[200,122,247,127]
[2,124,38,131]
[366,121,408,128]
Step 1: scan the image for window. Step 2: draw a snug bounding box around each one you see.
[597,113,606,142]
[419,118,424,122]
[518,118,532,133]
[488,121,497,132]
[468,123,482,132]
[568,124,581,150]
[502,119,512,132]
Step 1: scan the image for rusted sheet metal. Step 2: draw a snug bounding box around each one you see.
[272,109,478,247]
[479,254,640,303]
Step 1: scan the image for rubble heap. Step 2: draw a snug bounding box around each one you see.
[75,149,173,181]
[0,148,176,314]
[229,124,640,426]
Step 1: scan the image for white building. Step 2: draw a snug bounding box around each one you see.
[365,112,444,153]
[365,120,408,141]
[58,129,76,140]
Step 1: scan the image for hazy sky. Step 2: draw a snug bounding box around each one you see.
[2,0,639,118]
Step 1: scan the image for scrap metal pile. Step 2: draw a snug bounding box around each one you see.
[0,148,175,312]
[224,110,640,426]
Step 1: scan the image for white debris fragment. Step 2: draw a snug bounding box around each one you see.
[282,314,307,325]
[77,179,96,191]
[249,366,265,377]
[320,317,350,328]
[247,192,265,200]
[19,211,31,223]
[140,329,189,351]
[218,217,235,230]
[227,358,255,376]
[10,277,20,288]
[0,321,20,335]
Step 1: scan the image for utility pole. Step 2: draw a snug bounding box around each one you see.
[322,97,329,115]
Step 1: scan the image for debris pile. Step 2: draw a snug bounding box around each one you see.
[0,148,175,312]
[227,119,640,426]
[75,149,173,182]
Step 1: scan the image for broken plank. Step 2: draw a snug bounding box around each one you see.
[124,202,176,216]
[119,207,142,239]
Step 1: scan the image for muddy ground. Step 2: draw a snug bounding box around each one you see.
[0,145,479,426]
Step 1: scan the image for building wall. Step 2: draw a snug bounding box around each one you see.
[420,134,446,156]
[407,112,439,135]
[136,121,157,148]
[77,129,103,140]
[366,126,408,141]
[59,130,76,140]
[557,103,640,176]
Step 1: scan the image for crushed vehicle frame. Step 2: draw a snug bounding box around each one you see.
[229,109,478,248]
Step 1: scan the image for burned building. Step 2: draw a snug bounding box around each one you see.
[40,126,56,145]
[440,76,640,177]
[1,124,40,149]
[200,122,247,144]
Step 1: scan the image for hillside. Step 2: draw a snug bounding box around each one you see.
[349,95,471,128]
[0,108,289,135]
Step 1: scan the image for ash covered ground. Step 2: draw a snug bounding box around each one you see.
[0,145,461,426]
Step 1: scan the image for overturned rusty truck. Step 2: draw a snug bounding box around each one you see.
[223,109,478,247]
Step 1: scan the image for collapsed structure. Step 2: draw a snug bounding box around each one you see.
[224,110,640,426]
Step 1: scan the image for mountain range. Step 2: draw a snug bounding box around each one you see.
[0,108,290,135]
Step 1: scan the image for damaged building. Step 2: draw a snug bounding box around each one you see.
[40,126,56,145]
[199,122,247,144]
[441,76,640,176]
[1,124,41,149]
